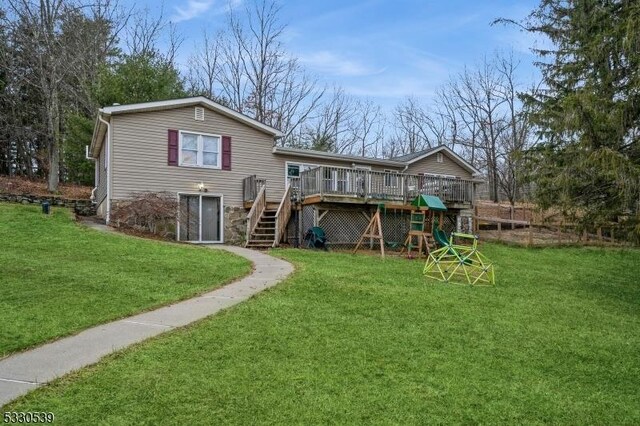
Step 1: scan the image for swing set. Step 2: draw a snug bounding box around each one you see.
[352,195,496,285]
[352,195,447,259]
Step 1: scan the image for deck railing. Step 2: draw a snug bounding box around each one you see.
[273,183,293,247]
[297,166,474,204]
[289,177,301,201]
[242,175,266,203]
[245,184,266,245]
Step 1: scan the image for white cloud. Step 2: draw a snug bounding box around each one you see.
[345,76,437,100]
[299,51,385,77]
[171,0,214,23]
[171,0,242,23]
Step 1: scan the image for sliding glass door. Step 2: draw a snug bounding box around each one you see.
[178,194,222,243]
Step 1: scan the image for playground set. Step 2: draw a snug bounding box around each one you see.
[351,195,495,285]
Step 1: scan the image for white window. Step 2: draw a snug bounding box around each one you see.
[179,131,221,169]
[436,152,444,163]
[286,162,318,179]
[384,169,399,187]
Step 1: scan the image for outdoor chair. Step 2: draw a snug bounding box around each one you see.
[304,226,328,250]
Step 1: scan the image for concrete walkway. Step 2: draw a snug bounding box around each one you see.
[0,244,294,407]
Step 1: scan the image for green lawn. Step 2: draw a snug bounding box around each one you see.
[6,243,640,423]
[0,203,251,357]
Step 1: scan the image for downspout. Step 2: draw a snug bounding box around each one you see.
[85,145,98,202]
[98,113,112,224]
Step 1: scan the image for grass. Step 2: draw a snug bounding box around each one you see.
[0,203,251,357]
[6,243,640,423]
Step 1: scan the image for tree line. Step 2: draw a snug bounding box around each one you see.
[1,0,638,239]
[0,0,533,203]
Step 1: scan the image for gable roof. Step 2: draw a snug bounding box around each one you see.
[392,145,481,176]
[90,97,283,156]
[101,97,283,137]
[391,146,439,162]
[273,146,406,168]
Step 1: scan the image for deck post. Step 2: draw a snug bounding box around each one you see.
[402,176,408,204]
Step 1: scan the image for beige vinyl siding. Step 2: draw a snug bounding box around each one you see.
[94,135,108,211]
[405,151,473,179]
[110,106,281,206]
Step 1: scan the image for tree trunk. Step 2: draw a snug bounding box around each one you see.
[46,91,60,192]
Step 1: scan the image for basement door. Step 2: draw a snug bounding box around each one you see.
[178,194,222,243]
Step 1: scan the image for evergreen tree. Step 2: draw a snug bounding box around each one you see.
[94,52,186,107]
[62,113,94,185]
[519,0,640,240]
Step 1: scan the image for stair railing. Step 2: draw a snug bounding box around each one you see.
[245,184,267,247]
[273,183,292,248]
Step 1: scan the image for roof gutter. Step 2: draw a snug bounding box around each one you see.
[273,147,405,168]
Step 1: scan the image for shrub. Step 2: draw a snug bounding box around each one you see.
[111,192,178,238]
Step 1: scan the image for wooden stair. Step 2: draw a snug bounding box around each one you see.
[245,209,277,249]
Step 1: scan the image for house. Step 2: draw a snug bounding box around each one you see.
[89,96,483,247]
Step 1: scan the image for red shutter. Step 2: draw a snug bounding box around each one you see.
[168,129,178,166]
[222,136,231,170]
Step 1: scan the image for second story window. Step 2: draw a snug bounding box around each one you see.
[179,131,221,169]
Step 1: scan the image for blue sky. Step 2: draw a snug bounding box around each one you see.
[134,0,544,108]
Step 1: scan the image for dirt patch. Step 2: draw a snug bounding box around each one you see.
[479,227,575,245]
[0,176,92,199]
[475,201,535,222]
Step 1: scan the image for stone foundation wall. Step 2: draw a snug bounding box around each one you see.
[225,206,247,245]
[0,193,96,216]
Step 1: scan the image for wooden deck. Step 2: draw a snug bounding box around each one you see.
[243,167,478,210]
[294,166,476,207]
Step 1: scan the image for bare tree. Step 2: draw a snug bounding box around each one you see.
[60,0,128,114]
[126,4,164,56]
[494,53,539,204]
[215,0,324,143]
[422,52,536,203]
[302,86,356,152]
[1,0,125,190]
[348,98,385,157]
[443,57,509,201]
[187,30,223,99]
[390,97,433,155]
